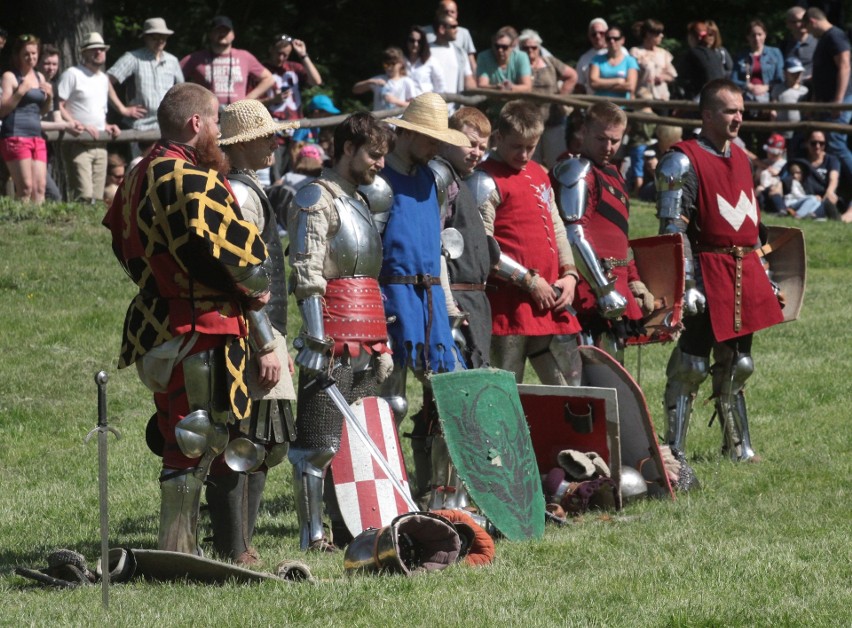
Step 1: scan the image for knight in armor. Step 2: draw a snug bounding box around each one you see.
[211,100,298,565]
[655,79,784,462]
[469,100,582,386]
[102,83,273,555]
[361,93,470,478]
[287,112,395,551]
[412,106,499,507]
[552,102,657,364]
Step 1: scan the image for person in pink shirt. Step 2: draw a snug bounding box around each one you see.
[180,15,275,107]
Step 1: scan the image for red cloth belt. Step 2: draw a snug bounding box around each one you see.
[450,283,486,291]
[324,277,389,357]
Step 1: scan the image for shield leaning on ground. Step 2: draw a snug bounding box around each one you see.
[579,346,674,499]
[127,549,285,583]
[431,368,545,541]
[627,233,685,345]
[518,383,622,501]
[331,396,412,538]
[760,226,806,323]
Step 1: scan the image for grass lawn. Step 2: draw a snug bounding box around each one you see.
[0,197,849,627]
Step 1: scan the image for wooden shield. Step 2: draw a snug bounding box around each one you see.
[431,369,545,541]
[331,397,412,538]
[519,383,623,505]
[761,226,806,323]
[628,233,685,345]
[579,346,674,499]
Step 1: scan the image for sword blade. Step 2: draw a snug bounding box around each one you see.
[321,381,418,512]
[96,427,110,608]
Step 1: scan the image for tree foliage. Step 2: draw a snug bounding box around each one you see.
[0,0,839,110]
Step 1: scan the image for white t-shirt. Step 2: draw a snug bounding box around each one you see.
[429,43,471,95]
[57,65,109,129]
[369,75,418,111]
[406,57,446,95]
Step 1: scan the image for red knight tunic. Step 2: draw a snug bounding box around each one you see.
[676,139,783,341]
[573,162,643,322]
[481,159,581,336]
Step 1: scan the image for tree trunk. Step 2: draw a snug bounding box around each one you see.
[29,0,103,67]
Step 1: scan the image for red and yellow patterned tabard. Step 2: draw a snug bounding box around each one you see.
[676,139,783,341]
[481,158,581,336]
[103,140,268,421]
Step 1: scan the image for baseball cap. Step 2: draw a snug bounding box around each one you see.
[209,15,234,30]
[306,94,341,115]
[784,57,805,73]
[763,133,786,154]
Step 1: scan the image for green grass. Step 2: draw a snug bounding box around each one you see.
[0,199,850,626]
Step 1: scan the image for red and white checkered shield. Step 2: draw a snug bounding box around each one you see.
[331,396,412,537]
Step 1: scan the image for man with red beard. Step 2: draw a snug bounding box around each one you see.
[103,82,273,554]
[552,101,656,364]
[655,78,784,462]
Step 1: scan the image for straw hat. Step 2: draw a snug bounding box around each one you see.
[389,93,470,147]
[80,32,110,52]
[140,18,174,37]
[218,99,297,146]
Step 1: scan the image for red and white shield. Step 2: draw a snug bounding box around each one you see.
[331,396,412,537]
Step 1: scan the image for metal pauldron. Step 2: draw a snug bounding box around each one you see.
[655,151,691,221]
[358,173,394,233]
[466,169,499,210]
[429,158,454,221]
[552,157,592,223]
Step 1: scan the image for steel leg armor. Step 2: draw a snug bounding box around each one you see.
[159,468,207,554]
[380,357,409,424]
[205,470,266,563]
[427,433,470,511]
[712,344,757,461]
[289,447,336,551]
[663,347,710,454]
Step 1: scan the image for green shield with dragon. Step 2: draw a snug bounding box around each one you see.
[431,368,545,540]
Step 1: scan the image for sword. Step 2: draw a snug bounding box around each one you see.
[308,373,418,512]
[84,371,122,609]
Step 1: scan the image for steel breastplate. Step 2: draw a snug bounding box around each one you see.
[325,194,383,279]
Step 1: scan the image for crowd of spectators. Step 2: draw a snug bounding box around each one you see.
[1,4,852,222]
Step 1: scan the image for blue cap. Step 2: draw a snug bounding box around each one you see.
[784,57,804,73]
[306,94,340,115]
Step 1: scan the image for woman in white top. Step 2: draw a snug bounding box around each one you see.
[353,46,417,111]
[403,25,445,95]
[629,18,677,100]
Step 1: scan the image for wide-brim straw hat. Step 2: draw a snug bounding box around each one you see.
[389,93,470,147]
[218,99,298,146]
[141,18,174,37]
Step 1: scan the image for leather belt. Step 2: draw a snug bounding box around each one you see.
[379,274,441,286]
[450,283,486,291]
[695,245,754,332]
[379,274,441,370]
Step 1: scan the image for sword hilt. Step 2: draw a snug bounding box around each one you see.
[96,371,109,428]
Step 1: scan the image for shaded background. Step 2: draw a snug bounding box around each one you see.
[1,0,847,112]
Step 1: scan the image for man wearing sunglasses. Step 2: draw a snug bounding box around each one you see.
[655,79,784,464]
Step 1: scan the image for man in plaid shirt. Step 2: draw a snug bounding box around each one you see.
[108,17,184,131]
